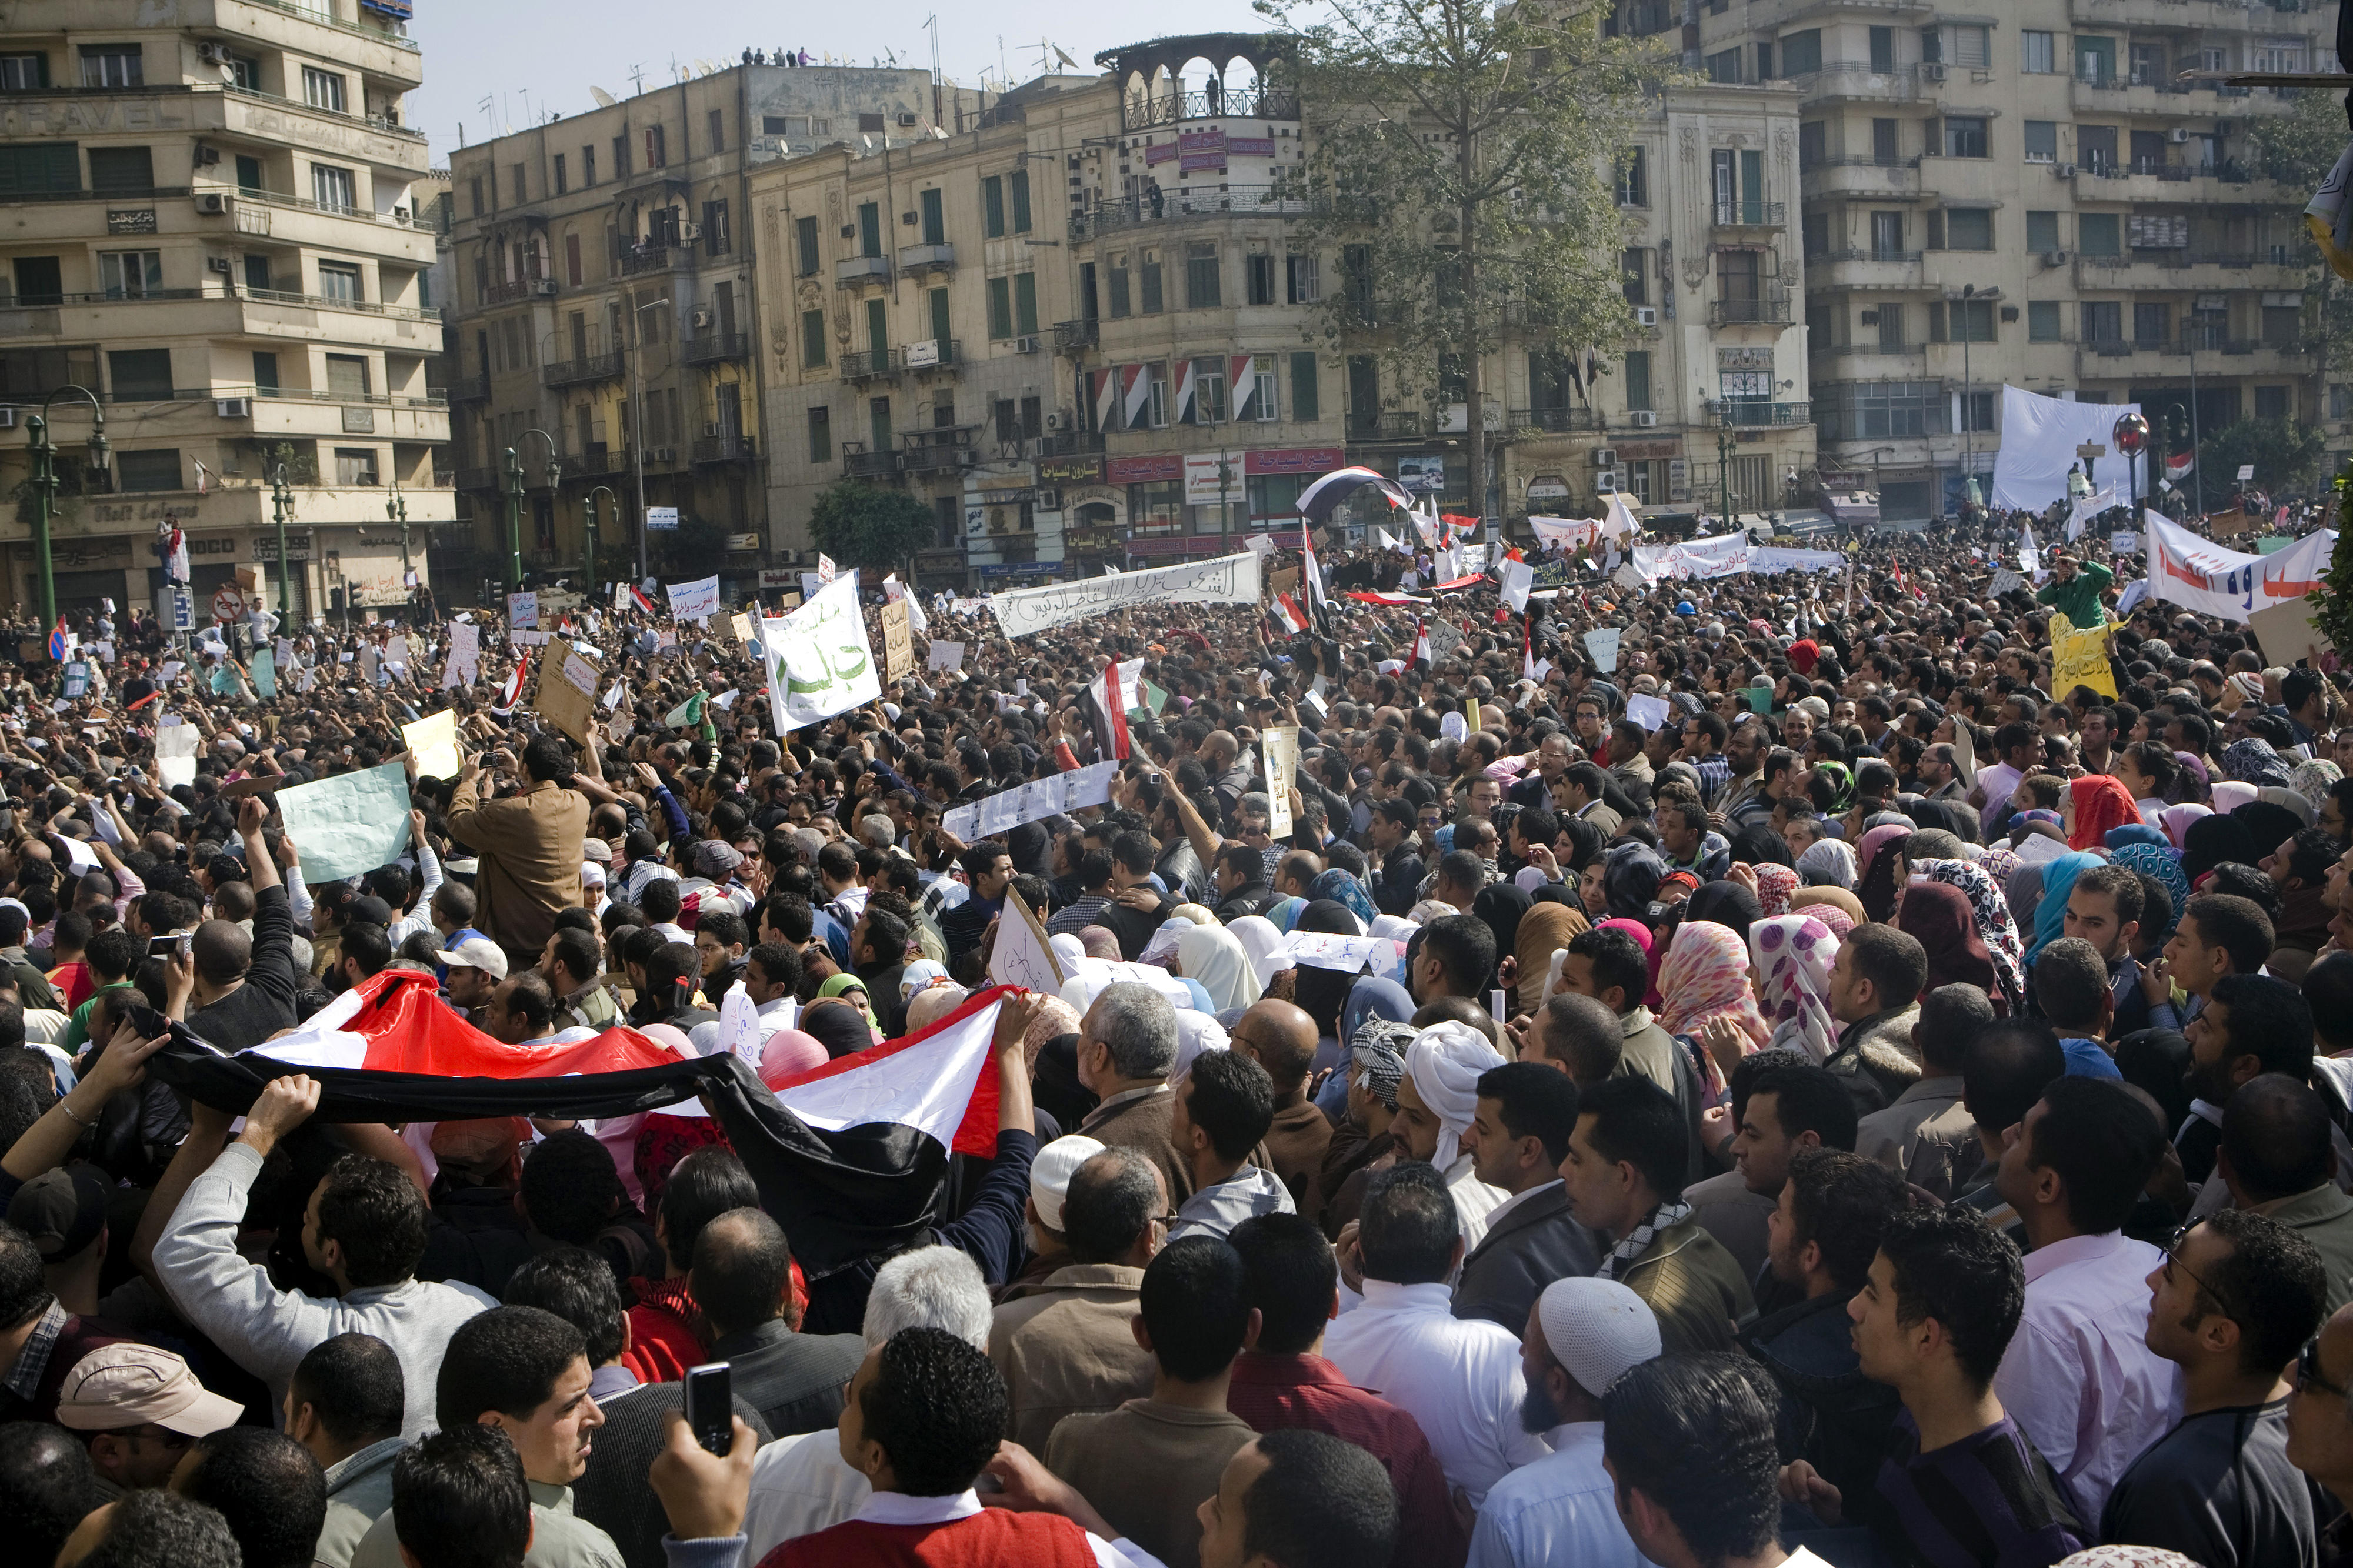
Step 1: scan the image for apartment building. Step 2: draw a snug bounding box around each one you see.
[1689,0,2321,520]
[439,62,986,589]
[0,0,448,620]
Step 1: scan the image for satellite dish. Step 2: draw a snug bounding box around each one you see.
[589,85,617,107]
[861,134,874,149]
[1053,45,1079,70]
[694,58,716,76]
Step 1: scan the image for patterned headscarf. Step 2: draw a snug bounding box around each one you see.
[1749,915,1840,1063]
[2221,737,2291,786]
[1752,863,1799,918]
[1813,761,1856,815]
[2291,759,2343,813]
[1265,897,1308,933]
[2109,841,2189,944]
[1349,1027,1409,1110]
[1914,858,2026,1013]
[1311,868,1378,929]
[1658,919,1771,1049]
[1797,839,1857,889]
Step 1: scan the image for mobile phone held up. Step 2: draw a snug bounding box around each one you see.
[684,1362,732,1455]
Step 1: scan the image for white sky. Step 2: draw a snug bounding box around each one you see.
[407,1,1274,162]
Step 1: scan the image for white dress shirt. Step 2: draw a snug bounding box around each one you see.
[741,1431,871,1562]
[1323,1279,1550,1506]
[1445,1152,1509,1251]
[1991,1229,2183,1526]
[835,1489,1163,1568]
[1467,1422,1642,1568]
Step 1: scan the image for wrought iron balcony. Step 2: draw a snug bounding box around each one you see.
[679,332,749,366]
[542,353,624,389]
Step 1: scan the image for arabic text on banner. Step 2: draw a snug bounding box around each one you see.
[986,551,1262,637]
[762,571,880,732]
[2141,511,2334,625]
[666,575,721,621]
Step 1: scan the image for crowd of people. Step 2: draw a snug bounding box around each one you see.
[0,503,2349,1568]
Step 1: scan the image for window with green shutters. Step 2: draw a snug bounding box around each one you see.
[929,287,951,345]
[801,309,828,368]
[982,176,1005,238]
[988,276,1012,339]
[1140,255,1163,314]
[857,203,881,258]
[808,406,831,462]
[1013,272,1037,336]
[2028,301,2061,341]
[1108,264,1131,318]
[1624,351,1652,410]
[1290,352,1318,421]
[1009,169,1031,233]
[796,215,821,276]
[0,144,76,195]
[920,188,944,245]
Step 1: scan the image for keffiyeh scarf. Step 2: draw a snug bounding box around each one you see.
[1597,1199,1696,1282]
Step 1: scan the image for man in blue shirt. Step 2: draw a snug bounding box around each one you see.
[2033,938,2124,1080]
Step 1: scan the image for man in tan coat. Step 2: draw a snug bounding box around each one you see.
[447,733,588,971]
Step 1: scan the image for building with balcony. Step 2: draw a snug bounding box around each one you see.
[1688,0,2322,520]
[0,0,451,618]
[439,61,998,589]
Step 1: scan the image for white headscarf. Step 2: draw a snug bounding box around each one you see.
[1177,922,1262,1013]
[1403,1022,1505,1159]
[1049,933,1087,975]
[1227,915,1294,987]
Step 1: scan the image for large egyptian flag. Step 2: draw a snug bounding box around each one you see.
[1084,656,1140,761]
[148,970,1011,1277]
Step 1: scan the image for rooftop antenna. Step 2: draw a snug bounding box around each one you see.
[627,63,645,96]
[998,35,1008,86]
[589,85,617,108]
[925,14,941,88]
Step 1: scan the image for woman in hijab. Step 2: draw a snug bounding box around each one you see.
[2170,752,2211,806]
[1078,926,1124,962]
[2180,813,2259,885]
[2160,803,2211,850]
[1658,919,1772,1056]
[1603,842,1668,920]
[1265,897,1308,935]
[1748,863,1799,918]
[1684,880,1765,946]
[1913,858,2026,1014]
[1473,884,1532,987]
[1788,888,1861,940]
[1515,899,1589,1016]
[2024,851,2104,969]
[1727,822,1793,869]
[1595,916,1664,1011]
[2102,823,2166,850]
[1749,916,1841,1062]
[1313,975,1419,1119]
[2221,737,2292,788]
[798,995,877,1060]
[2068,774,2144,852]
[1291,899,1367,1054]
[1797,839,1858,889]
[1176,922,1262,1014]
[758,1028,828,1086]
[1898,880,2001,999]
[2291,759,2343,816]
[2256,788,2317,829]
[1855,822,1911,925]
[1310,868,1378,931]
[1342,976,1415,1047]
[1558,816,1608,879]
[1005,820,1054,880]
[2110,840,2189,945]
[1227,914,1292,990]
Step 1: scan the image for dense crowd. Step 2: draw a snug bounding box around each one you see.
[0,506,2349,1568]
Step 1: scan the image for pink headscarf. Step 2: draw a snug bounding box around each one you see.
[1599,916,1664,1010]
[1658,919,1771,1049]
[1749,916,1840,1062]
[1857,823,1910,882]
[2161,803,2211,849]
[759,1029,828,1088]
[1753,863,1798,919]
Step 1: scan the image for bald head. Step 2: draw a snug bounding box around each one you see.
[1231,999,1318,1095]
[1531,993,1623,1085]
[191,918,251,987]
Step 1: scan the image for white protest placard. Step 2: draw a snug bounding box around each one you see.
[1625,693,1672,733]
[1018,779,1062,824]
[1262,726,1300,839]
[927,640,966,673]
[761,571,879,733]
[1989,568,2027,597]
[1426,619,1467,663]
[666,575,721,621]
[444,621,480,688]
[402,709,463,781]
[1282,932,1401,974]
[2111,531,2140,555]
[988,887,1065,994]
[1583,628,1622,673]
[511,629,551,646]
[506,591,538,629]
[275,762,412,883]
[987,551,1262,637]
[1500,559,1534,615]
[718,984,763,1065]
[979,789,1020,837]
[1062,762,1117,812]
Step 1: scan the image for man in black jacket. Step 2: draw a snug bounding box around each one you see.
[688,1207,866,1438]
[1368,799,1425,918]
[172,796,301,1050]
[1209,842,1281,925]
[1454,1063,1598,1332]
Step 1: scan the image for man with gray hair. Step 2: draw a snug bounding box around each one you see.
[738,1247,994,1560]
[1074,980,1192,1200]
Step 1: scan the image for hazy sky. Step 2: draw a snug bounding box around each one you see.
[407,1,1273,161]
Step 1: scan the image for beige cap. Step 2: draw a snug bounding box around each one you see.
[54,1343,245,1436]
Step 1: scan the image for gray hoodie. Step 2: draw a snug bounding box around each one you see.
[1168,1165,1296,1242]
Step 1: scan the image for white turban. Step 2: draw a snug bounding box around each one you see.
[1403,1021,1505,1159]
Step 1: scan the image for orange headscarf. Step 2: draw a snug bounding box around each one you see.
[2068,773,2142,851]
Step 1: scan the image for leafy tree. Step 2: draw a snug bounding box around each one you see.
[1260,0,1654,518]
[807,479,935,576]
[657,510,731,575]
[2198,417,2328,496]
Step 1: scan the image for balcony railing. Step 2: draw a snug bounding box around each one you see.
[1505,407,1607,433]
[543,353,624,388]
[220,82,428,143]
[454,466,498,491]
[901,428,976,475]
[1071,184,1327,242]
[1712,201,1787,228]
[1711,296,1794,326]
[897,242,956,274]
[1119,84,1301,133]
[0,283,435,321]
[842,443,900,479]
[485,277,552,305]
[240,0,422,54]
[222,183,430,228]
[621,245,684,277]
[680,331,749,365]
[1708,399,1812,427]
[1344,411,1430,441]
[1039,430,1107,457]
[446,374,489,402]
[840,347,897,382]
[692,433,756,463]
[835,254,893,287]
[1055,318,1099,352]
[2077,249,2318,271]
[1813,248,1925,266]
[558,451,630,478]
[237,284,439,321]
[1788,62,1924,102]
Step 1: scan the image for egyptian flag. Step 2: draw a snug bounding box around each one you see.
[1345,589,1431,606]
[495,649,529,713]
[626,583,658,615]
[1086,656,1139,760]
[1271,593,1308,636]
[149,970,1016,1281]
[1411,616,1432,668]
[1522,616,1539,681]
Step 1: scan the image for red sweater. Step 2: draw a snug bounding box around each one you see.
[761,1509,1097,1568]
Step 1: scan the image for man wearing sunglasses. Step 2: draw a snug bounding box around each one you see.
[2101,1209,2324,1565]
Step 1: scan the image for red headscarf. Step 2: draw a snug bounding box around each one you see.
[1788,639,1821,675]
[1896,881,1998,997]
[2068,773,2142,851]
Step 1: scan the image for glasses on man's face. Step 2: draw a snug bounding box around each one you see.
[2299,1335,2348,1400]
[2162,1224,2237,1319]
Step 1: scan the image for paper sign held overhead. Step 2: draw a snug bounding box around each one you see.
[1262,726,1299,839]
[506,592,538,629]
[1582,628,1621,673]
[402,709,463,781]
[881,599,914,682]
[988,886,1065,995]
[928,640,966,672]
[762,572,880,733]
[275,762,413,884]
[1625,694,1672,733]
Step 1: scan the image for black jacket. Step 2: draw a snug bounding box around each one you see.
[706,1317,867,1438]
[1741,1289,1902,1508]
[1451,1185,1601,1334]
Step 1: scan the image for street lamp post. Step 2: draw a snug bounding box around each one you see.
[585,484,618,596]
[386,480,410,580]
[625,290,675,583]
[268,461,296,619]
[1959,284,1977,518]
[1715,409,1735,523]
[2112,411,2150,519]
[24,386,109,629]
[501,429,561,593]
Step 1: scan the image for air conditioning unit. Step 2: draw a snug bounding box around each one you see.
[1920,61,1946,81]
[898,112,918,127]
[651,446,676,463]
[0,409,19,430]
[2044,251,2068,266]
[215,398,251,418]
[1013,334,1039,353]
[1859,309,1880,326]
[677,221,702,242]
[193,144,221,166]
[2055,162,2078,178]
[2169,126,2190,144]
[196,192,228,215]
[392,206,408,221]
[1595,469,1621,492]
[1591,448,1617,468]
[532,279,558,296]
[1044,409,1069,432]
[197,42,234,65]
[1634,306,1658,326]
[1631,410,1659,428]
[704,422,722,438]
[206,256,234,275]
[1035,488,1061,510]
[690,308,713,329]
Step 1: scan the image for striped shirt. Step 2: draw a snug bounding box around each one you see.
[1872,1409,2088,1568]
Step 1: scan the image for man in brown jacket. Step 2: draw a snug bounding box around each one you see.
[1230,999,1331,1217]
[446,733,588,970]
[1074,981,1192,1201]
[989,1145,1164,1452]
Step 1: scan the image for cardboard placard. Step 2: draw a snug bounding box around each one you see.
[1262,725,1300,839]
[881,599,914,682]
[2249,595,2331,668]
[2049,612,2118,699]
[1268,565,1301,597]
[533,649,599,745]
[988,885,1065,994]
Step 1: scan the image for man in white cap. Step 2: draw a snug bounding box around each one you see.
[1012,1134,1107,1289]
[1393,1021,1509,1247]
[1467,1278,1662,1568]
[54,1342,244,1495]
[438,935,507,1028]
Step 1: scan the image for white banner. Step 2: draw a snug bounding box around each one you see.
[1994,385,2146,510]
[1628,532,1752,582]
[761,571,879,732]
[1499,560,1534,615]
[1749,548,1849,575]
[666,575,721,621]
[940,761,1118,845]
[2111,531,2140,555]
[1529,516,1600,552]
[2070,486,2117,532]
[986,550,1263,637]
[2141,511,2334,625]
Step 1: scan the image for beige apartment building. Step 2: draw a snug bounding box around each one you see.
[748,33,1815,588]
[1687,0,2324,519]
[438,62,989,592]
[0,0,449,622]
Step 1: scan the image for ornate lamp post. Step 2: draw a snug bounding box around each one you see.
[500,429,561,592]
[2112,411,2150,520]
[24,386,109,628]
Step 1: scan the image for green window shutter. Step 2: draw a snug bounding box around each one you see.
[1289,352,1319,422]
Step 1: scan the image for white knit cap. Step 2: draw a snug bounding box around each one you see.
[1536,1277,1661,1398]
[1029,1136,1107,1233]
[1402,1022,1505,1158]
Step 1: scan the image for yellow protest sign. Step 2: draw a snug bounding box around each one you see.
[2049,612,2117,699]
